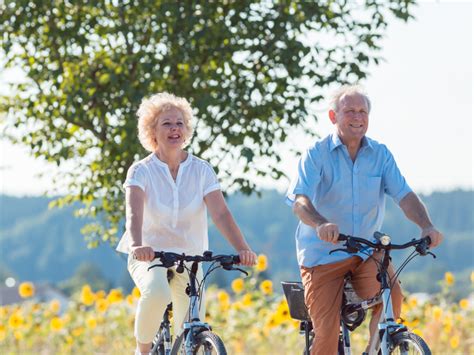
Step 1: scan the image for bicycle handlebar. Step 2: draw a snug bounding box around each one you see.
[154,250,240,263]
[150,250,246,274]
[335,233,433,256]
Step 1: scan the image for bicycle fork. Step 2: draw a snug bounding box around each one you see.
[369,286,403,355]
[183,265,211,355]
[162,303,173,354]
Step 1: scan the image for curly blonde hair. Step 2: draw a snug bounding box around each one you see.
[137,92,194,152]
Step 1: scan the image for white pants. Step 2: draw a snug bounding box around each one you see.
[128,254,206,344]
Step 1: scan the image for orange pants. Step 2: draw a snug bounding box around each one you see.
[300,252,403,355]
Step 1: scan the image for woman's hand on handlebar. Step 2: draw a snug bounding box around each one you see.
[317,223,340,244]
[131,245,155,261]
[238,249,257,267]
[421,226,443,248]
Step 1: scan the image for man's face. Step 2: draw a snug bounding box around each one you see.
[329,93,369,144]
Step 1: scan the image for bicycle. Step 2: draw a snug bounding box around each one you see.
[282,231,435,355]
[147,250,248,355]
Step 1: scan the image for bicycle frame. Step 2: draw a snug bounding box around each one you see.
[368,248,406,355]
[182,261,212,354]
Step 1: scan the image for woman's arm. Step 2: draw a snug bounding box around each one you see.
[126,186,154,261]
[204,190,257,266]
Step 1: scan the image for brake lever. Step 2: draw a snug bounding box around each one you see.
[221,263,249,276]
[233,267,249,276]
[147,263,165,271]
[427,251,436,259]
[329,248,351,255]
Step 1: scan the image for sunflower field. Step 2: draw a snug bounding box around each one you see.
[1,255,473,354]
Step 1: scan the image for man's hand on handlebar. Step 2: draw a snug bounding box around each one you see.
[421,226,443,248]
[317,222,340,244]
[131,245,154,261]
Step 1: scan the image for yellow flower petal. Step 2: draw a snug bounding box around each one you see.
[132,287,141,299]
[459,298,469,310]
[106,289,123,303]
[255,254,268,272]
[260,280,273,295]
[50,317,64,331]
[231,278,245,294]
[18,282,35,298]
[444,272,455,286]
[450,335,460,349]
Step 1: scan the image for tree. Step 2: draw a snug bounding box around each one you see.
[0,0,415,246]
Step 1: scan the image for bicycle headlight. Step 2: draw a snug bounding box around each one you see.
[380,234,391,246]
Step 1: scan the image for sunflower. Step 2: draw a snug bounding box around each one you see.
[255,254,268,272]
[0,324,6,341]
[132,287,141,299]
[106,289,123,303]
[95,299,109,313]
[432,306,443,321]
[459,298,469,310]
[86,317,97,329]
[18,282,35,298]
[450,335,460,349]
[444,272,455,286]
[8,312,24,329]
[231,278,244,294]
[260,280,273,295]
[50,317,64,332]
[80,285,95,306]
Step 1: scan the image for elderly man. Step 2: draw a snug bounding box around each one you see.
[286,85,443,354]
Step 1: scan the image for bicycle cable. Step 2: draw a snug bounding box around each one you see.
[384,249,420,315]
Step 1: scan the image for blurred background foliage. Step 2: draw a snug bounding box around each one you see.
[1,189,472,298]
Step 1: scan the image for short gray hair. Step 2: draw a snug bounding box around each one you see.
[329,85,371,113]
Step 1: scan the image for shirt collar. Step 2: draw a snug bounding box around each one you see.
[151,152,192,168]
[329,133,343,151]
[329,134,373,151]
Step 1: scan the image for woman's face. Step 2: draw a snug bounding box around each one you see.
[154,107,188,150]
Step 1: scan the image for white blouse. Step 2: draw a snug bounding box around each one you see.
[116,153,221,255]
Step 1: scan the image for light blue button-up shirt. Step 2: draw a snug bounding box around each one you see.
[286,134,412,267]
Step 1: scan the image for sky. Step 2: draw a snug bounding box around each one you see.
[0,1,472,196]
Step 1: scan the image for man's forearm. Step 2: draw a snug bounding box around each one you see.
[399,192,433,230]
[293,195,329,228]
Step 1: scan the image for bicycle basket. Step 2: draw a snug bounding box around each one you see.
[281,281,310,321]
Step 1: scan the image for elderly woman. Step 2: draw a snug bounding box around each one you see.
[116,92,257,355]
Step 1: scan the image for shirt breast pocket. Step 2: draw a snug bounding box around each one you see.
[361,176,382,215]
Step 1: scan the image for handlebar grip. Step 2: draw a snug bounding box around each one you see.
[338,233,350,241]
[423,236,432,245]
[232,255,241,264]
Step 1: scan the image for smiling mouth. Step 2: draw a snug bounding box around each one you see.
[349,124,364,128]
[168,134,181,139]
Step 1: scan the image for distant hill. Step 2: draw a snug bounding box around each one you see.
[0,190,472,295]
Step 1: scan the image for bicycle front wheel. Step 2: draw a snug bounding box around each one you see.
[150,327,166,355]
[171,330,227,355]
[390,332,431,355]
